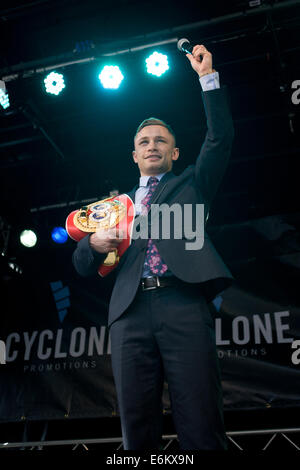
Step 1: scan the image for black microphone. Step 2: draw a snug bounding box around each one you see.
[177,38,203,61]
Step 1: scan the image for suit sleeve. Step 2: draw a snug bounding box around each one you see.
[195,86,234,208]
[72,234,107,277]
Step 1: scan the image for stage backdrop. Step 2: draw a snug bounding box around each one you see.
[1,212,300,422]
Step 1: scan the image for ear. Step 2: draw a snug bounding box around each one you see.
[132,150,138,164]
[172,147,180,161]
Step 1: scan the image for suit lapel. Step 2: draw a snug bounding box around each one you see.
[149,171,175,205]
[126,172,175,226]
[126,185,138,203]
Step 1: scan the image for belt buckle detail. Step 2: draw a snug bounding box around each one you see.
[142,277,160,291]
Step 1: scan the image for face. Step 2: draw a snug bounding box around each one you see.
[132,125,179,176]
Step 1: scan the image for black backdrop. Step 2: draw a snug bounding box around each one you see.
[1,212,300,422]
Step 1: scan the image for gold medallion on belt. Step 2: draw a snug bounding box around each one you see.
[73,197,127,233]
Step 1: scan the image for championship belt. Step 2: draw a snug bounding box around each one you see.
[66,194,135,277]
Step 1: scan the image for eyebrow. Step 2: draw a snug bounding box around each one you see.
[137,135,167,143]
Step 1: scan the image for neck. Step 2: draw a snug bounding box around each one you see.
[140,170,169,178]
[141,172,161,177]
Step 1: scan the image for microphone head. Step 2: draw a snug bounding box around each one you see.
[177,38,190,52]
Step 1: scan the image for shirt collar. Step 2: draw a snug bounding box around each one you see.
[139,173,165,187]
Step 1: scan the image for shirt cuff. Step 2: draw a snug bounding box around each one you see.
[199,71,220,91]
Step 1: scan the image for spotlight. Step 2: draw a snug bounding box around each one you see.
[98,65,124,89]
[51,227,68,244]
[20,230,37,248]
[44,71,65,95]
[0,80,10,109]
[145,52,169,77]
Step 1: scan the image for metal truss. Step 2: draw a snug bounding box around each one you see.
[226,427,300,451]
[0,216,11,257]
[1,428,300,451]
[1,0,300,83]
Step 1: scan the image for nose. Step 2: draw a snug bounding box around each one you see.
[146,139,158,151]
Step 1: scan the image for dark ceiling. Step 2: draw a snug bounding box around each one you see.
[1,0,300,272]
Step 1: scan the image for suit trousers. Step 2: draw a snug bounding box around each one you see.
[109,281,227,450]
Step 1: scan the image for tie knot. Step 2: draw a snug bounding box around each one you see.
[148,176,159,186]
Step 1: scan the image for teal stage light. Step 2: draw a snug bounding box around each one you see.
[145,52,169,77]
[44,71,65,95]
[0,88,10,109]
[98,65,124,89]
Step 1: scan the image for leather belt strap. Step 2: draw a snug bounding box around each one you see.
[140,276,182,291]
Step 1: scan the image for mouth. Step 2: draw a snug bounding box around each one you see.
[146,155,161,160]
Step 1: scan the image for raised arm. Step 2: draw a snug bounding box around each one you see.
[195,86,234,207]
[187,45,234,207]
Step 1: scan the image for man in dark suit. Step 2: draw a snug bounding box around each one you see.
[72,44,234,450]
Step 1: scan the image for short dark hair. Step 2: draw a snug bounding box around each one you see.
[134,117,176,145]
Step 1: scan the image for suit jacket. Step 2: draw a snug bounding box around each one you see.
[73,86,235,327]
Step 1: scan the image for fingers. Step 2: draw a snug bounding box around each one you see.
[107,228,124,239]
[90,228,124,254]
[95,227,124,244]
[109,239,123,250]
[191,44,211,61]
[96,227,123,237]
[186,44,213,77]
[107,230,124,250]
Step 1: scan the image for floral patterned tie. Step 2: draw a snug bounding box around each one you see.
[141,176,168,276]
